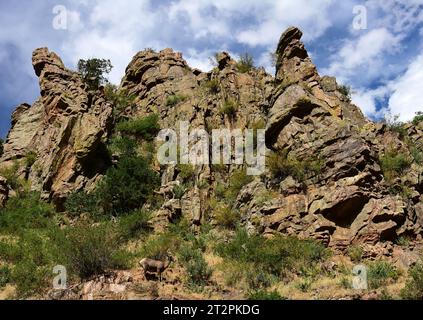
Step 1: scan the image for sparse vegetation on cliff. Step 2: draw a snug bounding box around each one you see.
[236,53,255,73]
[77,58,113,91]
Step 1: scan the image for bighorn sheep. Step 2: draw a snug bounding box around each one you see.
[139,255,174,282]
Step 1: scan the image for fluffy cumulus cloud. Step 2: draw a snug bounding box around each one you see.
[388,53,423,121]
[0,0,423,137]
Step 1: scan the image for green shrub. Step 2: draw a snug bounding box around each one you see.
[247,289,286,300]
[0,265,11,288]
[65,191,101,218]
[267,151,323,182]
[108,136,138,157]
[401,262,423,300]
[338,85,352,102]
[367,261,399,289]
[104,84,136,117]
[173,184,186,200]
[140,233,182,261]
[77,58,113,91]
[339,277,352,289]
[296,278,313,292]
[236,53,255,73]
[0,192,55,233]
[395,236,411,247]
[0,138,3,157]
[116,114,160,140]
[178,246,212,288]
[25,151,37,168]
[348,245,364,263]
[0,229,60,297]
[166,94,188,107]
[221,99,238,118]
[177,164,196,181]
[379,149,411,182]
[59,223,131,279]
[204,79,220,94]
[11,260,50,298]
[385,114,407,139]
[410,146,423,165]
[214,204,240,230]
[225,169,253,202]
[412,111,423,126]
[97,154,160,215]
[215,228,328,287]
[118,209,152,240]
[0,161,21,190]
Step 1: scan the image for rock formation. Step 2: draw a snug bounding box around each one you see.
[0,48,113,207]
[1,27,423,256]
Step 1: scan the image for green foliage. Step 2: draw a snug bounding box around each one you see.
[267,151,324,182]
[410,146,423,165]
[296,278,313,292]
[77,58,113,91]
[221,99,238,118]
[97,154,160,215]
[226,169,253,202]
[247,289,286,300]
[0,192,55,234]
[0,229,59,297]
[65,190,100,218]
[140,233,182,261]
[367,261,399,289]
[178,246,212,288]
[118,209,152,241]
[107,136,138,157]
[116,114,160,140]
[215,228,328,289]
[338,85,352,102]
[347,245,364,263]
[339,277,352,289]
[236,53,255,73]
[59,223,132,279]
[385,114,407,139]
[177,164,196,181]
[0,161,21,190]
[395,236,411,247]
[25,151,37,168]
[412,111,423,126]
[104,84,137,117]
[173,184,186,200]
[401,262,423,300]
[379,149,412,182]
[204,78,220,94]
[0,265,11,288]
[165,94,188,107]
[213,204,240,230]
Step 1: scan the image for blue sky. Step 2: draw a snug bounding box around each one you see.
[1,0,423,138]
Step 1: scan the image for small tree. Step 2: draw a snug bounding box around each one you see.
[77,58,113,91]
[0,138,3,157]
[97,154,160,215]
[338,85,352,102]
[236,53,255,73]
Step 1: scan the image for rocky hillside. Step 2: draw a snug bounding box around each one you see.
[1,27,423,300]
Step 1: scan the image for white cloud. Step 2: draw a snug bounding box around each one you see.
[236,0,335,47]
[351,86,390,118]
[323,28,401,85]
[388,53,423,121]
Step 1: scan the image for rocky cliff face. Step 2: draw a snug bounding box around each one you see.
[0,48,112,207]
[1,27,423,256]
